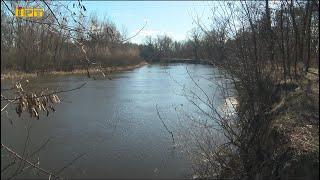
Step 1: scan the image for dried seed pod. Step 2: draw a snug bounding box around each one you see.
[49,105,56,112]
[19,96,27,111]
[52,94,60,103]
[35,104,41,112]
[31,107,39,119]
[15,82,21,89]
[16,105,22,117]
[46,108,50,117]
[41,98,47,107]
[8,80,63,119]
[49,94,55,103]
[40,103,46,112]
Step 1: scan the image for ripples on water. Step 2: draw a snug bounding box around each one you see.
[1,64,230,179]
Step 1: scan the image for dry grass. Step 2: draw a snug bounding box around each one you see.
[1,71,37,80]
[266,68,319,178]
[1,61,148,80]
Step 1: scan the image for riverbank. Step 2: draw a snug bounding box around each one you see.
[212,68,319,179]
[262,69,319,179]
[1,61,148,80]
[226,68,319,179]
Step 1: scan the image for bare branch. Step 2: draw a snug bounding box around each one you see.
[155,104,175,144]
[1,143,63,179]
[1,82,87,102]
[121,21,147,43]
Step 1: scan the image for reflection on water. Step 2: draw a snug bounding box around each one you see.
[221,97,238,116]
[1,64,226,179]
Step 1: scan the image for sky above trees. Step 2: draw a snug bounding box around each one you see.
[83,1,214,44]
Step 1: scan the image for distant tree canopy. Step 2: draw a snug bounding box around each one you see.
[139,32,204,61]
[1,0,318,76]
[139,1,319,76]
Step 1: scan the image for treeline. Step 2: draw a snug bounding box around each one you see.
[139,1,319,78]
[139,29,209,61]
[163,1,319,179]
[1,1,142,73]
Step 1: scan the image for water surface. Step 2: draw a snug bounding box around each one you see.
[1,64,226,179]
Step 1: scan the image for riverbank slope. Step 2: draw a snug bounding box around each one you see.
[262,69,319,179]
[1,61,148,80]
[233,68,320,179]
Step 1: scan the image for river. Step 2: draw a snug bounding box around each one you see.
[1,64,229,179]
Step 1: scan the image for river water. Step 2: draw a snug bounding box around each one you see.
[1,64,228,179]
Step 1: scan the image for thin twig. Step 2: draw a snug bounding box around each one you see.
[1,82,87,101]
[121,21,147,42]
[1,138,51,176]
[1,143,63,179]
[42,0,61,26]
[54,152,87,175]
[155,104,175,144]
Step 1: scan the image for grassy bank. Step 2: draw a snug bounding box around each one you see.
[1,61,148,80]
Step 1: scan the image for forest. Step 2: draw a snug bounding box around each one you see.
[1,0,319,179]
